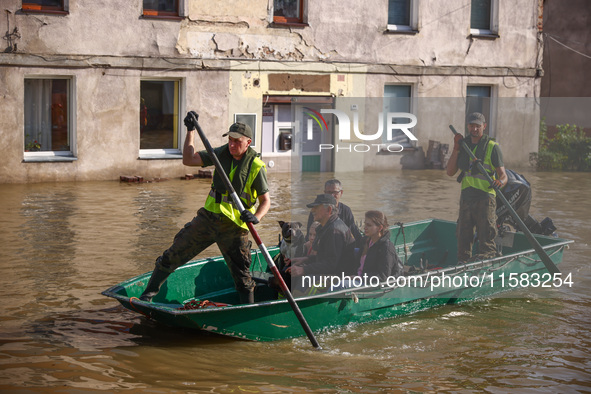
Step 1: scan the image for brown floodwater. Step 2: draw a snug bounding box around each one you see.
[0,169,589,392]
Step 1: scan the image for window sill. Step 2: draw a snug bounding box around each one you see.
[20,9,68,15]
[268,22,309,29]
[23,154,77,163]
[138,153,183,160]
[470,32,499,40]
[384,28,419,35]
[141,14,184,21]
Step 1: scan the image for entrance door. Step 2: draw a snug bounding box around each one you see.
[261,96,334,172]
[294,102,334,172]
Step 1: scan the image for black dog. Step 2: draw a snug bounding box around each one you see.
[268,221,305,293]
[278,220,306,260]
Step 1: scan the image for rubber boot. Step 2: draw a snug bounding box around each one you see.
[238,290,255,305]
[139,268,171,302]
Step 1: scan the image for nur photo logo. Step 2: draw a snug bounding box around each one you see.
[304,105,418,153]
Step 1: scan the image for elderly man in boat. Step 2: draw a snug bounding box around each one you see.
[305,179,363,242]
[139,112,270,304]
[288,193,356,293]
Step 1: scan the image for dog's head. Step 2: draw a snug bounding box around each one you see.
[278,221,304,244]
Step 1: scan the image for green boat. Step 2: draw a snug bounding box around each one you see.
[102,219,572,342]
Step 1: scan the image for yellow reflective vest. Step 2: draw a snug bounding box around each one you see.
[203,146,266,229]
[461,138,499,197]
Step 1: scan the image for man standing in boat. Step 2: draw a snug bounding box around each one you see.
[139,112,270,304]
[446,112,507,263]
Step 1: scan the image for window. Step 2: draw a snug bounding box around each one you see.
[387,0,418,32]
[140,80,181,155]
[470,0,498,36]
[234,114,257,146]
[273,0,304,24]
[143,0,179,18]
[22,0,66,13]
[24,78,74,158]
[466,85,494,136]
[261,103,297,153]
[384,85,414,147]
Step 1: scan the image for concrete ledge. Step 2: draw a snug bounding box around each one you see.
[23,155,77,163]
[0,53,538,78]
[138,153,183,160]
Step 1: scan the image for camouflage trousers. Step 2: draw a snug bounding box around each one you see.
[156,207,255,296]
[456,197,497,262]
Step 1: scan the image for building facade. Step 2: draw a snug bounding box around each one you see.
[539,0,591,136]
[0,0,544,183]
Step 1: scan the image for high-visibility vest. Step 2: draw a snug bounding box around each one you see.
[204,155,265,229]
[461,139,498,197]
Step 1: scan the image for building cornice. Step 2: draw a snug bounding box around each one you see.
[0,53,538,78]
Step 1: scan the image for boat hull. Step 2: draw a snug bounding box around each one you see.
[102,219,572,341]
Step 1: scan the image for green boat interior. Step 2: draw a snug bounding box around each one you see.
[105,219,568,308]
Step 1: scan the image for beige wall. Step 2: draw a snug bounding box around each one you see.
[0,0,543,182]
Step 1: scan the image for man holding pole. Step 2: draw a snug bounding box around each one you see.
[446,112,507,263]
[140,111,270,304]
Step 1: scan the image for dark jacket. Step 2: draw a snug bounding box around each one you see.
[356,230,403,281]
[307,202,362,242]
[304,214,355,276]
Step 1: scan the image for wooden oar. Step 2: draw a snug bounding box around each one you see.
[191,114,322,349]
[449,125,560,274]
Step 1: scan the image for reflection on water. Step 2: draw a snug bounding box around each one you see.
[0,170,590,391]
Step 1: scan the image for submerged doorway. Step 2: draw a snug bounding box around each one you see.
[261,96,334,172]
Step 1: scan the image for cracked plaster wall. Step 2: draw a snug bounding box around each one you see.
[1,0,182,57]
[177,0,541,69]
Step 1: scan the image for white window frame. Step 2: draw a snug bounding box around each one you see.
[23,76,77,161]
[470,0,499,36]
[139,78,184,159]
[387,0,418,32]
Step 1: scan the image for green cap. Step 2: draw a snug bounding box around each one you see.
[223,122,253,139]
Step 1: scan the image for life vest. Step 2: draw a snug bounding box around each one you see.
[460,137,498,197]
[204,145,265,229]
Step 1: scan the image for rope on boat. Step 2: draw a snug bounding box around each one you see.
[488,246,565,271]
[252,248,265,277]
[394,222,408,265]
[178,300,229,310]
[517,246,564,267]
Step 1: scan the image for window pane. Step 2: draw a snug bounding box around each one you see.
[384,85,412,145]
[24,79,70,152]
[388,0,410,26]
[274,0,300,19]
[471,0,491,30]
[23,0,63,8]
[140,80,179,150]
[466,85,491,133]
[143,0,178,13]
[466,86,491,113]
[234,114,256,146]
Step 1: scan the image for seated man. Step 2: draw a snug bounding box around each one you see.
[306,179,362,242]
[289,194,356,292]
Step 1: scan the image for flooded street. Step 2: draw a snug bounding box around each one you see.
[0,169,590,392]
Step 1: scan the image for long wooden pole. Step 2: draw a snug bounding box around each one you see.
[449,125,560,274]
[192,115,321,348]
